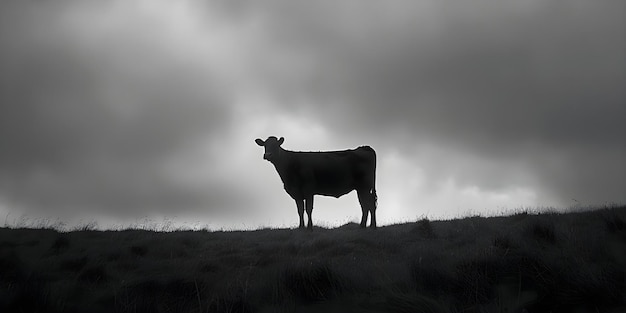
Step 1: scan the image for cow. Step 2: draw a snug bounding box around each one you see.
[255,136,377,229]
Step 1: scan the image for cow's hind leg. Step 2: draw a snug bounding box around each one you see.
[358,189,377,228]
[305,195,314,230]
[357,189,370,228]
[295,199,305,229]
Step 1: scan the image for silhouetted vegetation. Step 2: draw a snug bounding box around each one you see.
[412,218,437,239]
[1,205,624,312]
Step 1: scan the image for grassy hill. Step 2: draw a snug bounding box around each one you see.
[1,206,625,312]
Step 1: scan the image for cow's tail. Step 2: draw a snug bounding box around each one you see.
[368,146,377,210]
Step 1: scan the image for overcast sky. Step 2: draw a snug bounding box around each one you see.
[1,0,624,229]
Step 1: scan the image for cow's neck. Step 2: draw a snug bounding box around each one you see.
[270,148,293,184]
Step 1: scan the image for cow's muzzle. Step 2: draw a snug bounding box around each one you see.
[263,153,273,160]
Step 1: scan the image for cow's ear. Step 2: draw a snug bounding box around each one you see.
[278,137,284,146]
[255,139,265,146]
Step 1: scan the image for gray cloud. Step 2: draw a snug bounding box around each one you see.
[0,0,624,227]
[0,1,233,217]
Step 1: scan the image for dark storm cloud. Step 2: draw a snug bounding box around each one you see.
[217,0,626,205]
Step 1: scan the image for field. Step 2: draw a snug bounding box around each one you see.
[1,206,625,312]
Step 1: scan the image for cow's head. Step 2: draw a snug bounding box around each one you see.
[255,136,284,162]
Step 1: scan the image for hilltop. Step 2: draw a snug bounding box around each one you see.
[1,206,625,312]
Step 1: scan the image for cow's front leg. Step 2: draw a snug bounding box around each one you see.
[305,195,314,230]
[295,199,305,229]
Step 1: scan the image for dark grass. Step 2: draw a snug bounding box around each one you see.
[1,205,625,312]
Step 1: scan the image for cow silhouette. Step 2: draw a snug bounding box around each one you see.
[255,136,377,229]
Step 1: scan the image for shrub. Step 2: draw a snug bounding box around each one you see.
[412,218,436,239]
